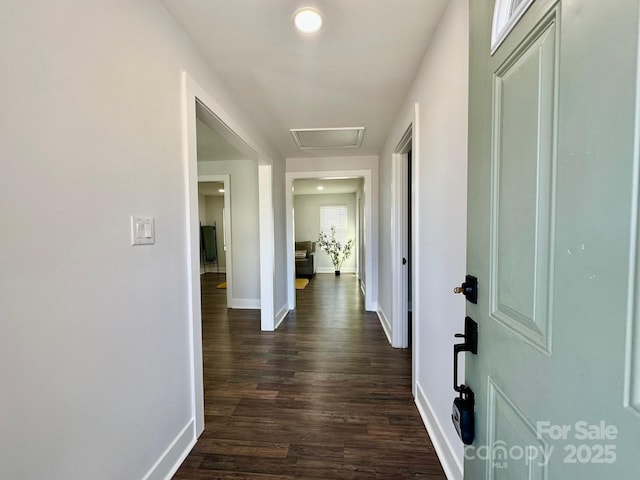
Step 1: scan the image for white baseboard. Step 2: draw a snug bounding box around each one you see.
[376,308,392,345]
[275,302,289,329]
[142,419,195,480]
[229,298,260,309]
[414,382,463,480]
[316,267,357,274]
[201,267,226,274]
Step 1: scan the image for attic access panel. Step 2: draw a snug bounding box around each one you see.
[290,127,365,150]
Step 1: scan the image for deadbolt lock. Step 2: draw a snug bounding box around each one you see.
[454,275,478,304]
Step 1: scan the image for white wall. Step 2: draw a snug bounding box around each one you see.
[198,193,207,273]
[199,160,259,306]
[272,156,289,324]
[198,193,207,222]
[204,195,226,270]
[294,193,357,272]
[377,0,469,478]
[286,156,378,175]
[0,1,282,479]
[356,182,365,283]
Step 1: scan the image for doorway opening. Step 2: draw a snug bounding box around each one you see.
[183,72,275,436]
[285,169,377,313]
[292,177,362,279]
[197,177,231,305]
[392,124,413,350]
[407,149,413,346]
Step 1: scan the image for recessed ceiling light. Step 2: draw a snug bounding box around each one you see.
[293,8,323,34]
[218,189,225,193]
[317,186,324,191]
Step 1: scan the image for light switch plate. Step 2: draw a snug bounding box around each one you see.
[131,216,155,245]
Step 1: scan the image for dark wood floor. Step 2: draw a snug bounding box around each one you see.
[173,272,446,479]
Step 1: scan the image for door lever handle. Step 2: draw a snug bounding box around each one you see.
[452,317,477,445]
[453,317,478,392]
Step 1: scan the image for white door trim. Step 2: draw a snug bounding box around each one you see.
[390,104,420,393]
[285,169,376,312]
[392,124,412,349]
[411,103,420,397]
[182,71,275,436]
[391,152,409,349]
[259,165,275,331]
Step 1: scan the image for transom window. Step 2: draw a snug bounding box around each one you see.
[491,0,536,54]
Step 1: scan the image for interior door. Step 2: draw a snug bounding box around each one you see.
[466,0,640,478]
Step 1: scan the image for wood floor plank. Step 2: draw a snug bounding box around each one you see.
[172,273,446,479]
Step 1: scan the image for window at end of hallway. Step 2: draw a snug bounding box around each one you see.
[320,205,347,243]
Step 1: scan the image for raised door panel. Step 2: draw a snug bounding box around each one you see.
[490,12,558,353]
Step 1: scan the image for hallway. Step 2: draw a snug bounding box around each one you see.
[173,273,446,479]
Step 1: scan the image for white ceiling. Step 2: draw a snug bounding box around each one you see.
[197,118,247,161]
[293,177,362,195]
[160,0,448,158]
[198,182,225,196]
